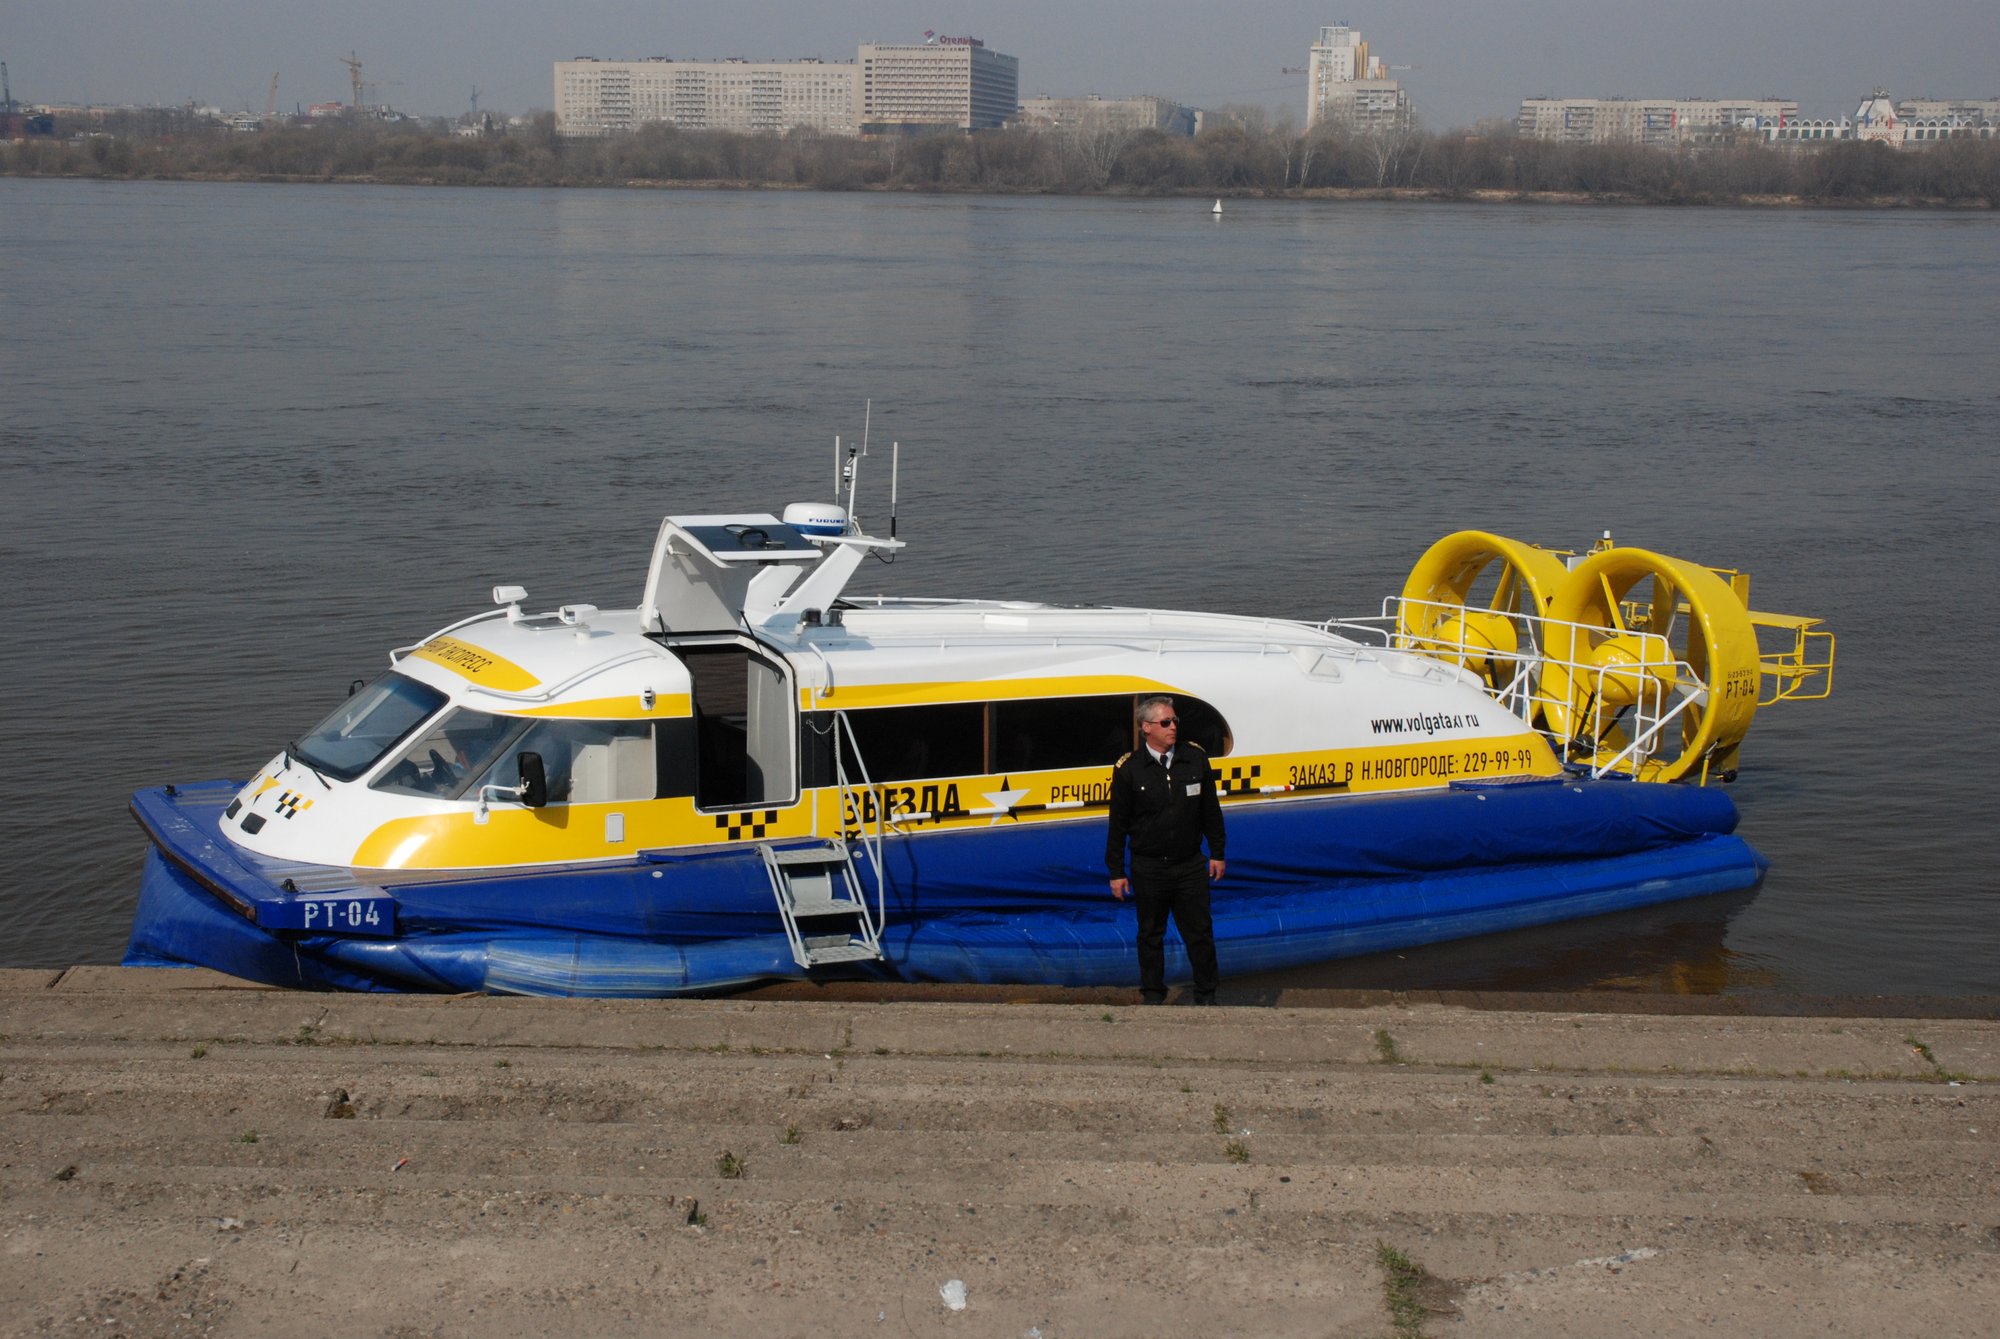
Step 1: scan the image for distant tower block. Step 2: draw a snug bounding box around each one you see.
[1305,24,1411,132]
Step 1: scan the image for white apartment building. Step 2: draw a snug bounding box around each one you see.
[1520,88,1995,148]
[1762,91,1997,147]
[1306,24,1411,132]
[859,37,1020,133]
[1016,95,1196,137]
[1517,97,1798,145]
[1882,94,1997,142]
[554,57,859,137]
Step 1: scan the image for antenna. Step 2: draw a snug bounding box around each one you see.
[829,404,899,546]
[841,439,864,524]
[838,401,874,530]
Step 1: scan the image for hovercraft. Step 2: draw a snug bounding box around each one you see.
[126,474,1833,995]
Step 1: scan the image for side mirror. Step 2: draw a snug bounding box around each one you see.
[517,752,548,809]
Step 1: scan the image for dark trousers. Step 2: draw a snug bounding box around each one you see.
[1132,854,1218,1000]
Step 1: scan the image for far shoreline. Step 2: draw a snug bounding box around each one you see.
[6,170,1994,210]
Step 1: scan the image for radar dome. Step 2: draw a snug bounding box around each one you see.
[783,502,849,537]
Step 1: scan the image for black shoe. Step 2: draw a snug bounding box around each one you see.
[1140,992,1167,1006]
[1193,994,1217,1006]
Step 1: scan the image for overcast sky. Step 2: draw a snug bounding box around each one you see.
[8,1,1996,129]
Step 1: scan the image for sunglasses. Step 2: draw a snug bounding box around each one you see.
[1144,718,1179,728]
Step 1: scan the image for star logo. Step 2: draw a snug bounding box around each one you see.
[979,776,1030,824]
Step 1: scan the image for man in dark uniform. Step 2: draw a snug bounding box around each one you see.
[1106,696,1226,1005]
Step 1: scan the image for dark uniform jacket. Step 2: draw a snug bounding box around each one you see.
[1105,743,1227,878]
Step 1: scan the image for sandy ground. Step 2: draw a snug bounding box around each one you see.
[3,968,1996,1338]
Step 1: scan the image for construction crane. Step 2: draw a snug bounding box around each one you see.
[264,72,279,121]
[339,51,363,113]
[1279,67,1307,75]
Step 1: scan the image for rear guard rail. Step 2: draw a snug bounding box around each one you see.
[1746,610,1836,704]
[1324,596,1829,781]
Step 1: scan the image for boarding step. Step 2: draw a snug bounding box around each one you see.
[799,938,880,964]
[759,839,884,969]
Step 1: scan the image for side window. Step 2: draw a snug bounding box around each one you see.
[1171,696,1234,758]
[474,719,656,805]
[843,703,985,782]
[994,695,1131,772]
[833,693,1234,782]
[374,708,525,799]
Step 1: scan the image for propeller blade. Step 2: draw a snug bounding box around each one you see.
[1600,572,1627,633]
[1490,564,1517,612]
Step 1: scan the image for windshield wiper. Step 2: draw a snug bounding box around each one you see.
[288,741,332,790]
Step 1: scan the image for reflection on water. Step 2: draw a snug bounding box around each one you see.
[2,180,1997,996]
[1231,888,1771,996]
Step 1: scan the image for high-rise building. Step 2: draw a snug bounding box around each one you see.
[555,36,1023,138]
[1305,25,1411,132]
[1895,96,2000,124]
[554,57,859,137]
[1016,95,1196,137]
[859,37,1020,134]
[1517,97,1798,145]
[1891,95,1999,143]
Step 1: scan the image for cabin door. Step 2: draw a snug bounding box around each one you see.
[670,640,798,813]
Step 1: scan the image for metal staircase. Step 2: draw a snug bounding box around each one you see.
[760,708,889,970]
[759,838,882,968]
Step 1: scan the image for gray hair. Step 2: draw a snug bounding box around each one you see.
[1135,695,1175,725]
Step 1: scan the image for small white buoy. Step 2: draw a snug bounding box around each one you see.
[1211,198,1223,216]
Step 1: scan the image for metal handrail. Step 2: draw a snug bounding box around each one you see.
[1350,595,1710,781]
[829,709,889,941]
[759,842,813,970]
[1576,676,1703,777]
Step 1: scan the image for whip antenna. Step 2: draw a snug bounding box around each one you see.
[841,441,862,526]
[840,401,874,530]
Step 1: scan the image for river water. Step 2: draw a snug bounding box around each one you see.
[3,178,1995,997]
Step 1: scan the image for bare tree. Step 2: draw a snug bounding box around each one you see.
[1271,107,1300,187]
[1427,133,1476,196]
[1297,127,1337,188]
[1363,123,1416,187]
[1058,116,1139,188]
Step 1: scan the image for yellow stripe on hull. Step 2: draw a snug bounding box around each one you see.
[349,735,1561,871]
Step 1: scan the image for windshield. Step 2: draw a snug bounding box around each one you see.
[294,674,448,782]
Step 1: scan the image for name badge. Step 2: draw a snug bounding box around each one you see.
[1185,782,1201,796]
